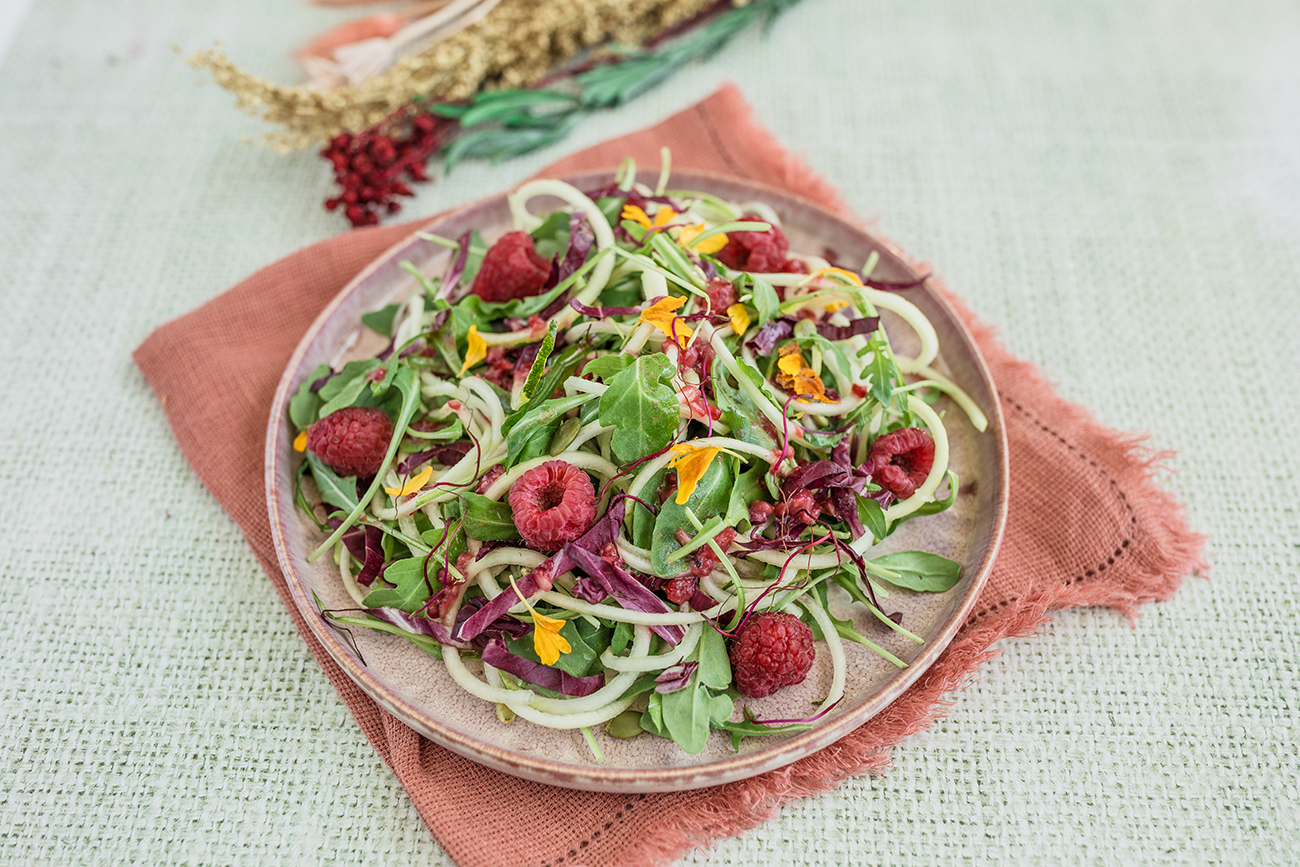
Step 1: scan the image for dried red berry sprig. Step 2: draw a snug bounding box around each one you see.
[322,108,454,227]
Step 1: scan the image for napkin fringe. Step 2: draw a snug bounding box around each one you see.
[617,289,1208,867]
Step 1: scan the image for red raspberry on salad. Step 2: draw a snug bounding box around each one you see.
[729,611,815,698]
[868,427,936,500]
[306,406,393,478]
[508,461,597,552]
[470,231,551,302]
[714,214,802,274]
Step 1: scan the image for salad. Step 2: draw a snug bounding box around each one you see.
[289,156,987,758]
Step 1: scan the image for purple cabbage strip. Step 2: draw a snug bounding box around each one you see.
[654,661,698,694]
[782,460,851,497]
[480,639,605,697]
[367,606,471,648]
[355,525,385,586]
[747,318,795,355]
[441,230,474,301]
[864,274,929,292]
[815,316,880,342]
[454,595,530,645]
[562,543,686,646]
[569,298,645,318]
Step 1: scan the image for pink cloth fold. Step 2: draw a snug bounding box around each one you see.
[133,84,1204,867]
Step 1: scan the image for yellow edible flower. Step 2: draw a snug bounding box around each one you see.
[667,443,722,505]
[530,610,572,666]
[809,266,865,286]
[775,344,832,403]
[639,295,693,348]
[824,301,849,313]
[677,223,728,255]
[621,204,678,230]
[726,303,751,337]
[293,431,308,453]
[384,464,433,497]
[458,325,486,377]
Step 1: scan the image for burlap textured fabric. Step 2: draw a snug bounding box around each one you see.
[133,86,1204,867]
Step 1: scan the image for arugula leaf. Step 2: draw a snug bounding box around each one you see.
[725,460,770,527]
[650,456,732,577]
[461,492,519,541]
[504,393,592,469]
[748,275,781,327]
[868,551,962,592]
[862,334,901,407]
[581,353,635,382]
[598,353,679,464]
[293,459,330,531]
[361,303,403,337]
[626,467,669,550]
[695,625,732,690]
[304,452,360,514]
[289,363,330,428]
[529,209,571,260]
[362,556,438,612]
[714,717,811,752]
[661,679,732,755]
[856,495,889,542]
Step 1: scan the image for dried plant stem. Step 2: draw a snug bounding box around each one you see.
[191,0,732,150]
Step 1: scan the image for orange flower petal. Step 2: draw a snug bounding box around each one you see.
[639,296,693,348]
[531,611,571,665]
[726,303,751,337]
[667,443,721,505]
[653,207,678,227]
[384,464,433,497]
[620,204,652,229]
[809,267,864,286]
[458,325,486,377]
[293,431,308,453]
[678,223,728,255]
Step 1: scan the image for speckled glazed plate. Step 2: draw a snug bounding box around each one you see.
[266,170,1008,792]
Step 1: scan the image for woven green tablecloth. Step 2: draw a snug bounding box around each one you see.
[2,1,1296,864]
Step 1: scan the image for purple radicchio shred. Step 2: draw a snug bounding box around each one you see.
[654,661,698,694]
[354,525,386,586]
[569,298,645,318]
[815,316,880,342]
[366,606,471,648]
[747,318,796,355]
[441,230,474,301]
[480,639,605,697]
[781,460,852,497]
[457,502,627,641]
[864,273,930,292]
[397,441,471,474]
[561,543,686,646]
[570,576,609,604]
[310,370,336,391]
[454,595,531,646]
[830,486,865,539]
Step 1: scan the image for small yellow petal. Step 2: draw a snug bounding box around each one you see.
[824,301,849,313]
[810,267,864,286]
[458,325,486,377]
[667,444,721,505]
[620,204,652,229]
[293,431,308,453]
[726,303,751,336]
[678,223,728,255]
[384,464,433,497]
[778,352,805,377]
[639,296,692,348]
[653,207,678,227]
[531,611,571,666]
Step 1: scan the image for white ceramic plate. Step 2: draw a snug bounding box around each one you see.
[266,170,1008,792]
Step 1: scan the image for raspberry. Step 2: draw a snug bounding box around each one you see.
[729,612,816,698]
[470,231,551,302]
[306,406,393,478]
[868,427,935,500]
[507,461,597,552]
[715,214,799,274]
[703,277,738,313]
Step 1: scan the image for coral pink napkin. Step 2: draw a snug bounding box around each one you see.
[134,84,1205,867]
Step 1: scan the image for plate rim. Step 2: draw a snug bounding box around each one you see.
[265,168,1009,791]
